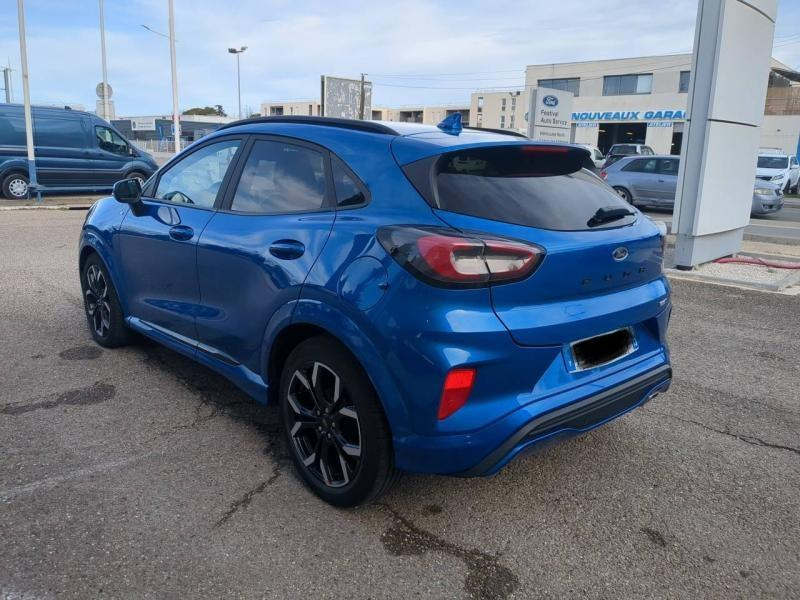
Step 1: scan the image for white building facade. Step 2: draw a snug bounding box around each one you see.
[471,54,800,156]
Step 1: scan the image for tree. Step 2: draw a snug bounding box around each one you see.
[183,105,227,116]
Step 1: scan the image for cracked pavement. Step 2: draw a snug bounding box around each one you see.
[1,210,798,599]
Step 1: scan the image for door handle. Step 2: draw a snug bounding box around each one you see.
[658,179,665,183]
[269,239,305,260]
[169,225,194,241]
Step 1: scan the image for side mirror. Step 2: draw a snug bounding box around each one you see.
[113,178,142,204]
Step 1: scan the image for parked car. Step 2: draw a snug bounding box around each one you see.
[756,152,799,194]
[0,104,158,199]
[579,144,605,169]
[79,116,672,506]
[751,180,784,216]
[601,143,655,169]
[602,155,784,216]
[607,143,655,157]
[602,155,679,209]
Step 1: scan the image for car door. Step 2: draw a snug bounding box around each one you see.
[31,113,90,187]
[116,136,243,343]
[622,157,659,202]
[195,136,337,373]
[88,124,135,185]
[654,158,679,205]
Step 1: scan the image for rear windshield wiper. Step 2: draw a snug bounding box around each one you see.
[587,206,635,228]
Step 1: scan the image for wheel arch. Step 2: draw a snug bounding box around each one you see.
[263,300,412,439]
[78,236,130,315]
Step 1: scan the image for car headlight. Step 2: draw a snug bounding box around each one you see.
[770,174,784,181]
[754,188,773,195]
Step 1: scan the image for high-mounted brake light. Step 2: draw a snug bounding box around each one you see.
[522,145,570,154]
[438,368,476,420]
[377,226,544,288]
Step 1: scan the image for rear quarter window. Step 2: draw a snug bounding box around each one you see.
[408,145,636,231]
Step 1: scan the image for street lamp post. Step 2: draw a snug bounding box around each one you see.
[228,46,247,119]
[16,0,40,201]
[168,0,181,154]
[98,0,110,121]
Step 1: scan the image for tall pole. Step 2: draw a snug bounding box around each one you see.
[98,0,109,121]
[16,0,40,201]
[167,0,181,154]
[359,73,365,120]
[2,68,11,103]
[236,52,241,119]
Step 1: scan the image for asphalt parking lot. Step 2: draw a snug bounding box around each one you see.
[1,210,798,599]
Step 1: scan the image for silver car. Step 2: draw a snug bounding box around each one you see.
[601,155,783,216]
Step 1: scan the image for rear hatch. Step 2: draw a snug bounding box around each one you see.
[400,143,667,346]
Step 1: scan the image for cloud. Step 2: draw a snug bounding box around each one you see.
[0,0,796,115]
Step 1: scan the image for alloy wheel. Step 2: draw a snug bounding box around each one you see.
[286,361,362,488]
[84,264,112,337]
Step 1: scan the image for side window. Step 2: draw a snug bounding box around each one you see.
[230,139,327,214]
[624,158,657,173]
[791,156,798,167]
[658,159,678,175]
[332,157,367,208]
[154,139,240,208]
[95,126,129,155]
[642,146,655,155]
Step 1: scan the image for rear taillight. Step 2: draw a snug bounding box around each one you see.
[438,368,476,419]
[599,169,608,179]
[377,226,544,288]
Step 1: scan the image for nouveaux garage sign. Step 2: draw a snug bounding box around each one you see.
[572,110,686,121]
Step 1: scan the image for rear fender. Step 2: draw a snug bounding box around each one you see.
[263,295,412,439]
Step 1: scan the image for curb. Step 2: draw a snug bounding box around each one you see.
[0,204,92,211]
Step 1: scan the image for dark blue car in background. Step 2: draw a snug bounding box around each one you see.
[78,116,672,506]
[0,104,157,199]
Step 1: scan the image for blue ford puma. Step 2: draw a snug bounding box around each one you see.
[78,115,672,506]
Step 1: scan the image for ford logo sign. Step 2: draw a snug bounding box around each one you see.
[612,247,629,261]
[542,95,558,107]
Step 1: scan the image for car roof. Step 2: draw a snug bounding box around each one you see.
[208,116,568,166]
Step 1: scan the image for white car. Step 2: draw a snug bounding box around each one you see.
[580,144,605,169]
[756,152,799,194]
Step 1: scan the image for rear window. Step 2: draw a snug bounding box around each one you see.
[610,144,637,155]
[412,146,636,231]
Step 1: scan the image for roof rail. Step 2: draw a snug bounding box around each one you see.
[462,126,529,139]
[217,115,400,135]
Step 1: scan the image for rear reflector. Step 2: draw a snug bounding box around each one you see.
[438,368,476,420]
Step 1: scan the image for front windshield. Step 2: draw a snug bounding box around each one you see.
[757,156,788,169]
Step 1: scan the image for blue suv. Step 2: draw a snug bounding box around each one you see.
[78,116,672,506]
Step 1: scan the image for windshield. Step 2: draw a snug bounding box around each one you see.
[757,156,788,169]
[429,146,636,231]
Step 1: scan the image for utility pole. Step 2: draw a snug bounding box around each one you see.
[359,73,366,120]
[2,67,12,103]
[167,0,181,154]
[228,46,247,119]
[16,0,40,201]
[98,0,109,120]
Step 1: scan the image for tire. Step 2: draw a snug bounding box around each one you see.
[613,186,633,205]
[280,335,398,507]
[2,172,29,200]
[125,171,147,187]
[80,254,131,348]
[784,180,791,195]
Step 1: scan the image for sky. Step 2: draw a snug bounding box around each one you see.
[0,0,798,117]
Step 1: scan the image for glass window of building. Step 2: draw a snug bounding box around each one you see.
[679,71,690,93]
[602,74,653,96]
[537,78,580,97]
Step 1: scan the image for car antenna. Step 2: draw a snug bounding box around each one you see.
[437,112,462,135]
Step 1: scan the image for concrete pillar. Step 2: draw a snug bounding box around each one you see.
[672,0,777,269]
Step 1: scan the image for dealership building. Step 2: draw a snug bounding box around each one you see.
[470,53,800,156]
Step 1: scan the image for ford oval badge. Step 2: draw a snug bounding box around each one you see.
[542,95,558,107]
[612,247,629,261]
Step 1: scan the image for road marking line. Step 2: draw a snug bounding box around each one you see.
[0,451,160,502]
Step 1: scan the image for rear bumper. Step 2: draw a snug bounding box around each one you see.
[458,364,671,476]
[392,353,671,476]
